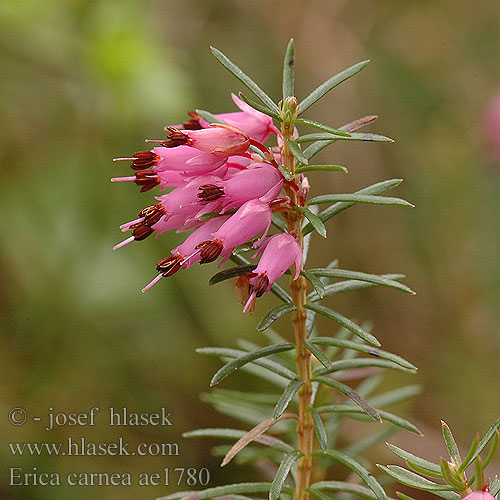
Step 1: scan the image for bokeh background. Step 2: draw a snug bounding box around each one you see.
[1,1,499,499]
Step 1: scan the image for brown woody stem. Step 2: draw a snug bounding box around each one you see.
[281,99,313,500]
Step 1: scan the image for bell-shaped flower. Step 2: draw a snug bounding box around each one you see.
[196,199,273,266]
[163,124,250,157]
[243,233,302,312]
[112,146,228,191]
[141,216,230,292]
[197,162,284,211]
[197,94,276,143]
[113,174,225,249]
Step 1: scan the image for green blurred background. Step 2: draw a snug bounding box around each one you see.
[1,0,499,499]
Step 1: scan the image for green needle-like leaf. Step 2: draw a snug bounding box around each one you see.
[296,132,394,144]
[282,38,295,100]
[270,450,303,500]
[195,109,225,124]
[303,179,404,236]
[313,376,381,421]
[299,60,370,114]
[489,476,500,497]
[293,117,351,137]
[307,194,413,208]
[317,404,422,435]
[307,274,406,302]
[301,270,326,299]
[211,46,280,114]
[310,482,397,500]
[273,378,304,419]
[460,418,500,470]
[482,429,499,468]
[308,269,415,295]
[458,434,479,473]
[386,445,441,474]
[257,303,297,331]
[314,357,416,375]
[305,303,381,346]
[377,465,457,496]
[157,482,294,500]
[311,338,417,371]
[287,139,309,165]
[300,115,378,162]
[294,207,327,237]
[210,344,295,386]
[441,420,462,463]
[308,407,328,451]
[209,265,257,285]
[314,449,386,500]
[303,340,332,369]
[407,461,443,479]
[197,347,296,381]
[238,92,281,120]
[474,456,485,490]
[295,164,348,174]
[396,493,419,500]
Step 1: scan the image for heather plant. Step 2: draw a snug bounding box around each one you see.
[112,40,499,500]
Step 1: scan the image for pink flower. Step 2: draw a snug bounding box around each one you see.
[163,124,250,157]
[141,216,230,292]
[197,162,284,210]
[196,199,273,265]
[198,94,276,143]
[243,233,302,312]
[112,146,228,191]
[113,175,225,249]
[463,491,495,500]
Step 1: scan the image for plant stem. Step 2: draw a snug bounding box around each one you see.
[281,102,313,500]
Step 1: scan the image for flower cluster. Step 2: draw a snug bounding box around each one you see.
[112,94,302,311]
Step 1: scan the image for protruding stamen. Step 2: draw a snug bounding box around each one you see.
[243,290,258,313]
[131,223,154,241]
[196,239,223,264]
[163,127,191,148]
[133,170,160,192]
[156,255,182,277]
[251,273,269,297]
[113,236,135,250]
[111,176,137,182]
[145,139,167,144]
[141,274,164,293]
[138,204,166,226]
[197,184,224,202]
[119,218,144,231]
[113,151,161,170]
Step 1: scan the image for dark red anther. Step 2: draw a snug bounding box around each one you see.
[133,170,160,192]
[130,151,161,170]
[250,273,269,297]
[131,223,153,241]
[196,239,223,264]
[139,204,166,226]
[163,127,191,148]
[183,111,202,130]
[197,184,225,202]
[156,255,183,277]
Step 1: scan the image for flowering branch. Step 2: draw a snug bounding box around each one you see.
[108,39,500,500]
